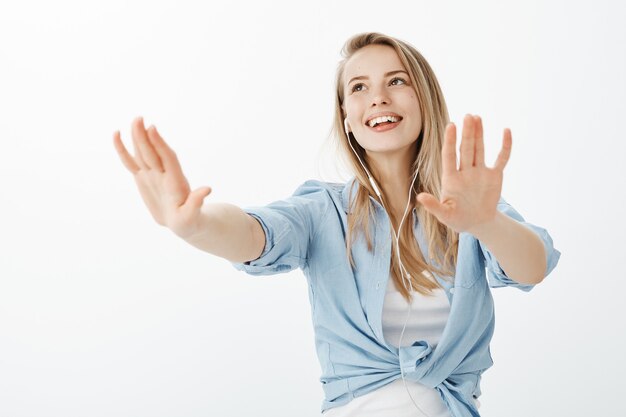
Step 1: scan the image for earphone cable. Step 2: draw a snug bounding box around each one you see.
[345,122,429,416]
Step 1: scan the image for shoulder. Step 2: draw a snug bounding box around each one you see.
[289,179,346,207]
[288,179,347,221]
[293,179,345,196]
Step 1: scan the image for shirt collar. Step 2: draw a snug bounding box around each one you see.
[340,177,359,214]
[341,176,418,221]
[340,176,448,289]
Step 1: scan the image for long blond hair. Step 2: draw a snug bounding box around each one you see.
[332,32,458,302]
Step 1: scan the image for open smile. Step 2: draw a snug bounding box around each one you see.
[364,113,403,132]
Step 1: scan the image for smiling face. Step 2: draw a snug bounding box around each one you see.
[342,44,422,158]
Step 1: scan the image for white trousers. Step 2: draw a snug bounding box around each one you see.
[322,378,480,417]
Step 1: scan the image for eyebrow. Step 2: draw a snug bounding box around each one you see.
[348,70,409,86]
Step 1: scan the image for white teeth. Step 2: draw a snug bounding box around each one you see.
[368,115,400,127]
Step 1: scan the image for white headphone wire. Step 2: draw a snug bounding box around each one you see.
[344,120,430,417]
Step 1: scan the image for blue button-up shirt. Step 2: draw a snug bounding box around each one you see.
[230,178,561,416]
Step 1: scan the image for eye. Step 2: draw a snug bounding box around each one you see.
[351,83,365,93]
[390,77,407,86]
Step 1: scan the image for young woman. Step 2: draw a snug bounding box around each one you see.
[113,32,560,417]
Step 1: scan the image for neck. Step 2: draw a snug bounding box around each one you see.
[364,145,418,206]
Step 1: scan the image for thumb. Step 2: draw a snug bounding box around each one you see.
[186,186,212,210]
[417,192,445,220]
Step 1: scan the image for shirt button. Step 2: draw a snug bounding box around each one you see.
[376,282,381,290]
[449,287,455,294]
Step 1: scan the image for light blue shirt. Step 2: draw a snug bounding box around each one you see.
[230,178,561,417]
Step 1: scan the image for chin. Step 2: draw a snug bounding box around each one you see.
[362,137,415,152]
[364,145,408,155]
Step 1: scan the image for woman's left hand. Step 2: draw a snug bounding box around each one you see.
[416,114,512,235]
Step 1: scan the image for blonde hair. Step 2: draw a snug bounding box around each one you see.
[332,32,458,302]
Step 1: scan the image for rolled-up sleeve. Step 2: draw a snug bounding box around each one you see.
[479,198,561,292]
[230,180,330,276]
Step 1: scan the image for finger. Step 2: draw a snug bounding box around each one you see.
[129,117,148,169]
[473,115,485,167]
[186,186,213,210]
[417,192,447,221]
[113,131,141,174]
[131,116,163,171]
[459,114,475,170]
[494,128,512,171]
[146,125,184,175]
[442,122,457,177]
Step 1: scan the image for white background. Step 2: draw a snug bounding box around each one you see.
[1,0,624,416]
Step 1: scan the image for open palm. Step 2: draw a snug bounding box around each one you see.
[416,114,512,235]
[113,117,212,239]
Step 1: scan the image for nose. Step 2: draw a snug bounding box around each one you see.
[370,85,390,107]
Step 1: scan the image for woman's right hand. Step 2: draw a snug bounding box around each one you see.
[113,117,213,239]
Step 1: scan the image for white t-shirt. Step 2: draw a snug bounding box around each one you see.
[322,276,459,417]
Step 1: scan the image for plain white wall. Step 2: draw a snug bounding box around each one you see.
[1,0,624,416]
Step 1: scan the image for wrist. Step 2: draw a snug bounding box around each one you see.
[466,211,507,243]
